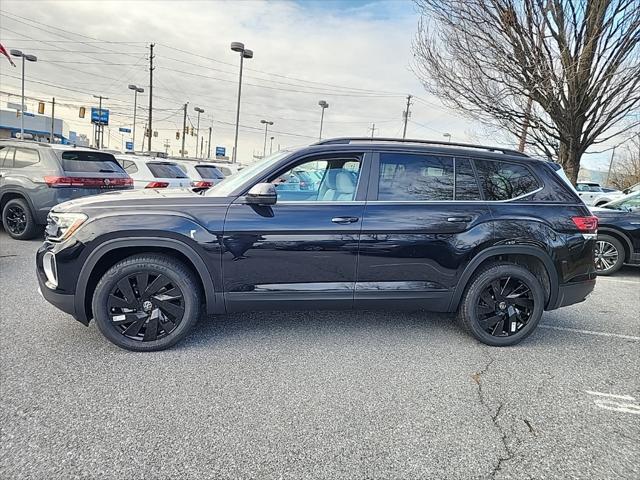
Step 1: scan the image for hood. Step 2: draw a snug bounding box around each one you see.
[52,187,232,214]
[590,206,630,219]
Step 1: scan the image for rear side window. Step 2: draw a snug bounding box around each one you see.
[61,151,124,173]
[217,166,232,176]
[195,165,224,179]
[0,147,14,168]
[455,158,481,200]
[474,159,539,200]
[147,163,188,178]
[13,148,40,168]
[121,160,138,174]
[378,153,454,201]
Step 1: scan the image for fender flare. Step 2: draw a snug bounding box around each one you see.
[0,187,37,217]
[449,245,559,311]
[74,237,219,323]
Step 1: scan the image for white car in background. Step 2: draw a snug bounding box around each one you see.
[576,181,624,206]
[212,162,243,177]
[116,155,191,189]
[174,161,225,189]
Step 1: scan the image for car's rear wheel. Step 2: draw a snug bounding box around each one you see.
[594,234,625,275]
[92,254,202,351]
[458,263,545,346]
[2,198,38,240]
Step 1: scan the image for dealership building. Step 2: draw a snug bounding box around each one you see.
[0,108,70,143]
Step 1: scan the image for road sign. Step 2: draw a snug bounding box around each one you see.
[125,141,134,151]
[119,127,131,133]
[215,146,226,157]
[91,107,109,125]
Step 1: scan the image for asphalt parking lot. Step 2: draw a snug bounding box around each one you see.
[1,231,638,479]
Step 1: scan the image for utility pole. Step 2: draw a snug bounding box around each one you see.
[148,43,155,152]
[181,103,188,158]
[50,97,55,143]
[207,126,212,159]
[369,123,377,139]
[164,139,170,155]
[402,94,412,139]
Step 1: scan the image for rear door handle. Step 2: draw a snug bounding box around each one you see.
[447,216,473,223]
[331,216,359,224]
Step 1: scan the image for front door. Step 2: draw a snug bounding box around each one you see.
[222,152,369,312]
[355,151,492,311]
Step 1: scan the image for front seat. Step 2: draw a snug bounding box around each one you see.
[334,171,356,201]
[319,169,338,200]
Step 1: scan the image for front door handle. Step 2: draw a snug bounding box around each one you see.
[331,216,359,224]
[447,216,472,223]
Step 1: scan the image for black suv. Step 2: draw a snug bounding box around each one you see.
[36,138,598,351]
[0,140,132,239]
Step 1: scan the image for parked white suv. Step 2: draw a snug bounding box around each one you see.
[116,155,191,189]
[576,182,624,206]
[174,160,225,189]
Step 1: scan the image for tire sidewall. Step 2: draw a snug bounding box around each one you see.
[2,198,37,240]
[464,264,545,346]
[595,234,624,275]
[92,256,200,351]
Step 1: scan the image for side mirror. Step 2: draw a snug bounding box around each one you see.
[245,182,277,205]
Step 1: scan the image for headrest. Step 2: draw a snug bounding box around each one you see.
[336,171,355,194]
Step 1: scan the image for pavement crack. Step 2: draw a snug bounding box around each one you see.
[472,353,515,480]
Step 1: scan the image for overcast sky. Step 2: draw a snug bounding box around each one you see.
[0,0,613,168]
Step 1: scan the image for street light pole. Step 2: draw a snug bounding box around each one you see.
[270,136,274,155]
[261,119,273,158]
[10,49,38,139]
[443,133,452,143]
[231,42,253,164]
[128,85,144,151]
[194,107,204,159]
[318,100,329,141]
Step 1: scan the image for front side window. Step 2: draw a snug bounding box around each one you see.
[13,148,40,168]
[474,159,539,200]
[270,156,362,202]
[378,153,453,201]
[0,147,14,168]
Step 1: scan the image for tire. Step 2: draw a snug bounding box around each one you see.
[458,262,545,346]
[594,234,625,275]
[2,198,38,240]
[92,254,202,351]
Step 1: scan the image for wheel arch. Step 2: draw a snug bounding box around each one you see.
[597,227,632,262]
[75,237,220,324]
[449,245,559,312]
[0,189,36,216]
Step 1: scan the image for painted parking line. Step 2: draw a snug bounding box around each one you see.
[585,391,640,415]
[539,324,640,341]
[595,277,640,285]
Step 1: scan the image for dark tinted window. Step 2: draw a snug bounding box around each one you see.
[13,148,40,168]
[61,151,124,173]
[378,153,453,201]
[455,158,481,200]
[195,165,224,179]
[147,162,188,178]
[474,159,539,200]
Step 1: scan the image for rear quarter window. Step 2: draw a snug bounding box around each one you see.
[61,151,124,173]
[473,159,540,200]
[147,163,188,178]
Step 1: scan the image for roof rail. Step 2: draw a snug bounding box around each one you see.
[313,137,529,157]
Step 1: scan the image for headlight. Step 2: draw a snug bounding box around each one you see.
[46,212,88,241]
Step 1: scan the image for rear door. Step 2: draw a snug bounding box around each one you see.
[355,151,492,311]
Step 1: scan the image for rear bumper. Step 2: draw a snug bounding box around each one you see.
[548,278,596,310]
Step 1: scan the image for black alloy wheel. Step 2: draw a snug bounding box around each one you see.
[107,271,186,342]
[5,204,27,235]
[459,262,544,346]
[92,254,201,351]
[2,198,38,240]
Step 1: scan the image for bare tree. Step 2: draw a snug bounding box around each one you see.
[609,133,640,189]
[412,0,640,183]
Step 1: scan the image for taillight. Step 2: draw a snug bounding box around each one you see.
[572,216,598,232]
[191,180,213,188]
[145,181,169,188]
[44,176,133,188]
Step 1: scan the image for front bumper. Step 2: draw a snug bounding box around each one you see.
[550,278,596,310]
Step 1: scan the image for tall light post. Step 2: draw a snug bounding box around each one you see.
[318,100,329,141]
[128,84,144,151]
[10,49,38,139]
[194,107,204,159]
[443,133,452,143]
[260,120,273,158]
[231,42,253,163]
[270,136,275,155]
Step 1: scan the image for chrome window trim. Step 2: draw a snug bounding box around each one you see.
[276,201,366,206]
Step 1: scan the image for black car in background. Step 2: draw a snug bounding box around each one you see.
[36,138,597,351]
[0,140,132,239]
[592,191,640,275]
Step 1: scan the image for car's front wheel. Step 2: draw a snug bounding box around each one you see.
[594,234,625,275]
[92,254,202,351]
[458,262,545,346]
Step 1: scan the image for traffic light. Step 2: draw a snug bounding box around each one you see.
[153,130,158,138]
[176,131,180,140]
[190,127,194,136]
[38,102,45,114]
[79,107,86,118]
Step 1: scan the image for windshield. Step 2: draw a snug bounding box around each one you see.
[207,151,291,197]
[601,191,640,212]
